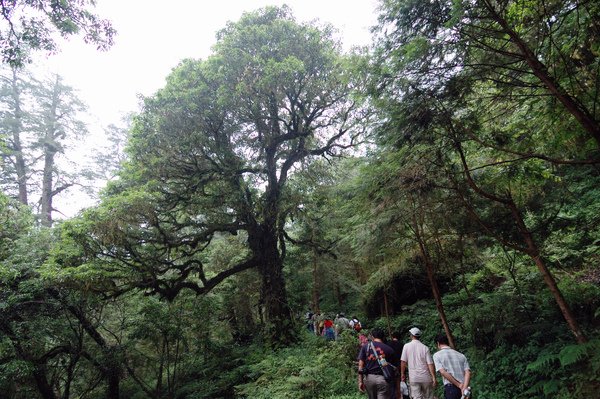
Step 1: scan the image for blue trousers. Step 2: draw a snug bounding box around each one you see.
[444,384,462,399]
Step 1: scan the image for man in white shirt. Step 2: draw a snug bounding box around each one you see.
[433,333,471,399]
[400,327,437,399]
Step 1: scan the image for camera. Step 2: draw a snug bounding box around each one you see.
[358,368,369,375]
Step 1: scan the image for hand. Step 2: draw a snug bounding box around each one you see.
[401,374,406,382]
[432,379,437,388]
[358,381,366,393]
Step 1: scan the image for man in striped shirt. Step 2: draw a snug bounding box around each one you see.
[432,333,471,399]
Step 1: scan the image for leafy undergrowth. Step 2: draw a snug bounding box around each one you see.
[235,331,363,399]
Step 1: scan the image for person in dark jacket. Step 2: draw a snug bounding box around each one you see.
[388,331,406,399]
[357,328,398,399]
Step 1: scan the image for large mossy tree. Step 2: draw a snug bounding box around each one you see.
[64,6,363,345]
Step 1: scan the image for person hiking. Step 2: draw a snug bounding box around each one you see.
[313,312,323,336]
[334,312,350,339]
[322,315,335,340]
[388,331,405,399]
[350,316,362,332]
[357,327,398,399]
[305,309,314,333]
[433,333,471,399]
[400,327,436,399]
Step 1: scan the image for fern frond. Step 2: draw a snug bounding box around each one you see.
[559,343,590,367]
[526,352,559,372]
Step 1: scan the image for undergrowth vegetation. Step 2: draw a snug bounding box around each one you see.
[232,269,599,399]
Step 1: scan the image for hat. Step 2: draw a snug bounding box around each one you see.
[409,327,422,336]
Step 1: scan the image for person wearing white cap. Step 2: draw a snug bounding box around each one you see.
[400,327,437,399]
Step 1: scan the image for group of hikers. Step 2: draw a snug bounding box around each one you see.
[305,311,471,399]
[305,310,362,340]
[357,326,471,399]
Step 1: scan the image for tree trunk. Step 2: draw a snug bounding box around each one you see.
[40,75,61,227]
[509,202,588,343]
[412,213,456,348]
[354,261,367,285]
[63,349,81,399]
[311,247,321,312]
[0,383,14,399]
[64,302,121,397]
[106,367,120,399]
[32,364,58,399]
[40,148,56,226]
[458,235,472,299]
[254,225,294,345]
[383,290,392,337]
[420,250,456,349]
[455,139,588,343]
[156,340,165,397]
[334,279,342,309]
[9,68,28,205]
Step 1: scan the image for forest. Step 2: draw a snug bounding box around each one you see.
[0,1,599,398]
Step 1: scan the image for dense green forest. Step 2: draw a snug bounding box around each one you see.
[1,1,599,398]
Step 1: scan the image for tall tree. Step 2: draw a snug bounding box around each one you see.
[0,66,31,204]
[68,6,364,345]
[449,134,588,343]
[32,73,87,226]
[0,67,88,225]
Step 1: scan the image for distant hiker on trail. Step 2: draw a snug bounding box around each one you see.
[334,312,350,339]
[350,316,362,332]
[305,309,314,333]
[400,327,436,399]
[314,312,323,335]
[357,327,398,399]
[322,315,335,340]
[433,333,471,399]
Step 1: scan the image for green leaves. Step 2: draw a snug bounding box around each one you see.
[0,0,115,66]
[524,337,600,397]
[236,333,359,399]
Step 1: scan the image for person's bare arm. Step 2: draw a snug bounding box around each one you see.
[460,369,471,391]
[358,360,366,392]
[400,360,407,382]
[438,368,461,389]
[428,363,437,387]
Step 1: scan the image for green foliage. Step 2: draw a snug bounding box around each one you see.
[0,0,115,66]
[0,193,33,266]
[236,331,361,399]
[525,337,600,398]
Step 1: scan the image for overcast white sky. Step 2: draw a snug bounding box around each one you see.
[42,0,379,128]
